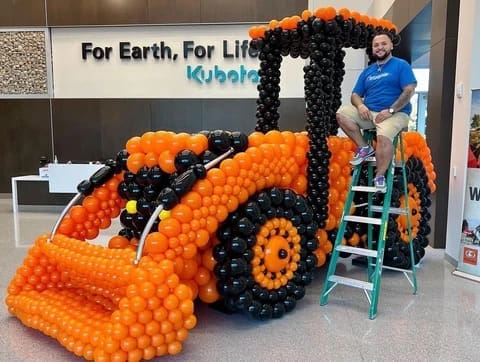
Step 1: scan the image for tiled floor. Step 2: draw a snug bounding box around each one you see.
[1,198,479,362]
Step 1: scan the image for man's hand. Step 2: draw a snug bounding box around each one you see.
[357,104,372,121]
[374,109,393,124]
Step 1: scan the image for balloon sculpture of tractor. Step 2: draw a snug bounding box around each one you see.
[6,7,436,362]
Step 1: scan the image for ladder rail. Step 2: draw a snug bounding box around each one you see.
[320,165,362,306]
[400,132,418,294]
[368,154,395,319]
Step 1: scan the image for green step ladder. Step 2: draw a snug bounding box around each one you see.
[320,130,417,319]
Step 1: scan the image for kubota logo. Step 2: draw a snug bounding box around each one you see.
[463,247,478,265]
[186,65,259,84]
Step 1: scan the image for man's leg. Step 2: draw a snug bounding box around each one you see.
[374,112,409,178]
[374,135,393,177]
[336,112,367,147]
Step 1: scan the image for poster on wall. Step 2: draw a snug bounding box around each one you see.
[455,89,480,282]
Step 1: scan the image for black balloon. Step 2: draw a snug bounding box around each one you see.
[174,149,199,174]
[208,130,232,154]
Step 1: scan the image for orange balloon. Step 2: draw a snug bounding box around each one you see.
[314,7,326,19]
[152,131,173,154]
[265,130,283,144]
[140,131,155,153]
[215,205,228,222]
[338,7,351,19]
[207,168,226,187]
[58,217,75,235]
[127,152,145,174]
[167,341,182,355]
[220,159,240,177]
[193,179,213,197]
[323,6,336,21]
[144,151,159,168]
[70,205,88,224]
[360,14,370,24]
[126,136,142,154]
[187,134,208,155]
[145,232,169,254]
[198,278,220,303]
[351,11,361,22]
[348,233,360,246]
[334,150,350,166]
[269,19,279,29]
[159,218,181,238]
[158,150,176,174]
[301,9,312,21]
[170,132,190,155]
[182,191,202,210]
[328,136,341,153]
[83,196,100,213]
[329,162,341,179]
[194,266,211,286]
[195,229,210,248]
[244,147,263,166]
[248,132,265,147]
[293,145,307,165]
[235,152,252,170]
[325,215,337,231]
[93,187,111,201]
[171,204,193,224]
[205,216,218,234]
[315,249,327,266]
[108,235,129,249]
[182,242,197,260]
[328,187,339,205]
[226,196,239,212]
[257,25,267,38]
[181,259,198,280]
[248,26,258,39]
[201,248,216,271]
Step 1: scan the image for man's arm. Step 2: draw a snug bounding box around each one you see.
[350,93,364,108]
[351,92,371,120]
[390,83,416,113]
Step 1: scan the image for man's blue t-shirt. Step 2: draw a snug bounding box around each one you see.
[352,57,417,115]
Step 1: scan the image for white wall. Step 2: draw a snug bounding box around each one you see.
[472,1,480,89]
[367,0,395,18]
[309,0,373,12]
[445,0,478,261]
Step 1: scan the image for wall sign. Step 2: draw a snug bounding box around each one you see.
[51,25,306,99]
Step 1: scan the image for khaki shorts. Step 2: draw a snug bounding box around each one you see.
[337,104,410,141]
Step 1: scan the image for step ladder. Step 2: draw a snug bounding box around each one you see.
[320,130,417,319]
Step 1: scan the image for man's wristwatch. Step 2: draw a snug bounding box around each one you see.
[388,108,395,115]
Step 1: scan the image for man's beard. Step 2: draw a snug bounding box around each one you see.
[374,49,391,61]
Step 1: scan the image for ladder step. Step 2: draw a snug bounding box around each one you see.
[351,185,378,193]
[328,275,373,291]
[336,245,378,258]
[368,263,414,273]
[370,205,408,215]
[344,215,382,225]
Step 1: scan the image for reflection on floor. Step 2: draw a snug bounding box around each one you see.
[1,198,479,361]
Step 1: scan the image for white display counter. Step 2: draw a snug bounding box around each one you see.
[48,163,103,193]
[11,175,50,247]
[12,163,104,246]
